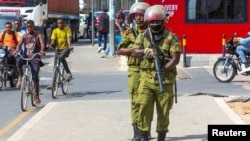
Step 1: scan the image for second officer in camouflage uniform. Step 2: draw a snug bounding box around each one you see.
[117,2,150,141]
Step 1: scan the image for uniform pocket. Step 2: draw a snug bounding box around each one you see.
[163,71,175,84]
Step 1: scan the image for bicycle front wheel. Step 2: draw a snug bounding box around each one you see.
[52,68,59,99]
[61,68,69,95]
[21,75,29,112]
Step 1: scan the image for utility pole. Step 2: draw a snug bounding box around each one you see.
[109,0,115,55]
[91,0,94,46]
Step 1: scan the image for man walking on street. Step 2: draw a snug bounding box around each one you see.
[97,8,109,53]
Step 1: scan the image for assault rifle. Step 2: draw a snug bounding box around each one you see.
[148,29,164,92]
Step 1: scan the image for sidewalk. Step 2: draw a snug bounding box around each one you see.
[7,96,245,141]
[6,42,247,141]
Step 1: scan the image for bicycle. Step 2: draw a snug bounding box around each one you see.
[51,48,72,99]
[17,52,41,112]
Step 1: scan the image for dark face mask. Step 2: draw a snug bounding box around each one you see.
[150,23,163,33]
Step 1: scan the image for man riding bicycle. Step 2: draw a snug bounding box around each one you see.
[14,20,46,104]
[46,19,73,90]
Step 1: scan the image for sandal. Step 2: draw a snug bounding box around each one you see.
[34,96,41,104]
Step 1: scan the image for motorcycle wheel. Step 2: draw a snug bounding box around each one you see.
[213,59,236,82]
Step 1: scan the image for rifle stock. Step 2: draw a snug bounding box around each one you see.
[148,29,164,92]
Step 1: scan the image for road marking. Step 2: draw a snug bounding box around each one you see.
[214,98,246,124]
[0,107,35,136]
[40,77,52,80]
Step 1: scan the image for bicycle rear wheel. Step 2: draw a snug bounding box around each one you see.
[52,68,59,99]
[61,68,69,95]
[21,75,29,112]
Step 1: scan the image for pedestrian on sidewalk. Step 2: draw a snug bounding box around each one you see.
[116,2,150,141]
[97,8,109,53]
[131,6,181,141]
[101,9,128,58]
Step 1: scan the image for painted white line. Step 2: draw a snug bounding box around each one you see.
[214,98,246,124]
[40,77,52,80]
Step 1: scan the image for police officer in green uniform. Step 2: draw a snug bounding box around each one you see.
[131,6,181,141]
[117,2,150,141]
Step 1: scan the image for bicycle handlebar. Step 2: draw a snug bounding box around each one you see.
[16,52,41,61]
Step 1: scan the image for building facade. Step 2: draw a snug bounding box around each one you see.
[81,0,138,13]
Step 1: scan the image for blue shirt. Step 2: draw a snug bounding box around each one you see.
[239,37,250,45]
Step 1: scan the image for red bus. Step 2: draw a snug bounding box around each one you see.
[143,0,249,53]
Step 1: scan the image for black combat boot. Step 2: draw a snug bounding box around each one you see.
[157,131,166,141]
[139,130,149,141]
[131,124,140,141]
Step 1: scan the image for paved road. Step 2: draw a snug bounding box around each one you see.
[2,39,250,141]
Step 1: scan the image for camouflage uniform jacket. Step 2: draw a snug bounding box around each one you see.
[117,26,146,70]
[133,28,181,84]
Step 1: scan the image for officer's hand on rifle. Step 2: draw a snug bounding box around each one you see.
[131,49,144,58]
[144,48,154,58]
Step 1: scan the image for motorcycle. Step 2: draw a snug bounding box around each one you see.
[0,47,18,90]
[213,34,250,82]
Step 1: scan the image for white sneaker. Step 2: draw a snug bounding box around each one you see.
[239,64,250,74]
[97,47,103,53]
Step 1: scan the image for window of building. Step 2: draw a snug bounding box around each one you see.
[187,0,247,23]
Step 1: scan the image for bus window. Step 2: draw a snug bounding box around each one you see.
[187,0,246,22]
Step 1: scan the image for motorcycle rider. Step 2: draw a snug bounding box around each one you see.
[0,22,21,57]
[0,22,21,88]
[13,19,26,55]
[233,35,250,73]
